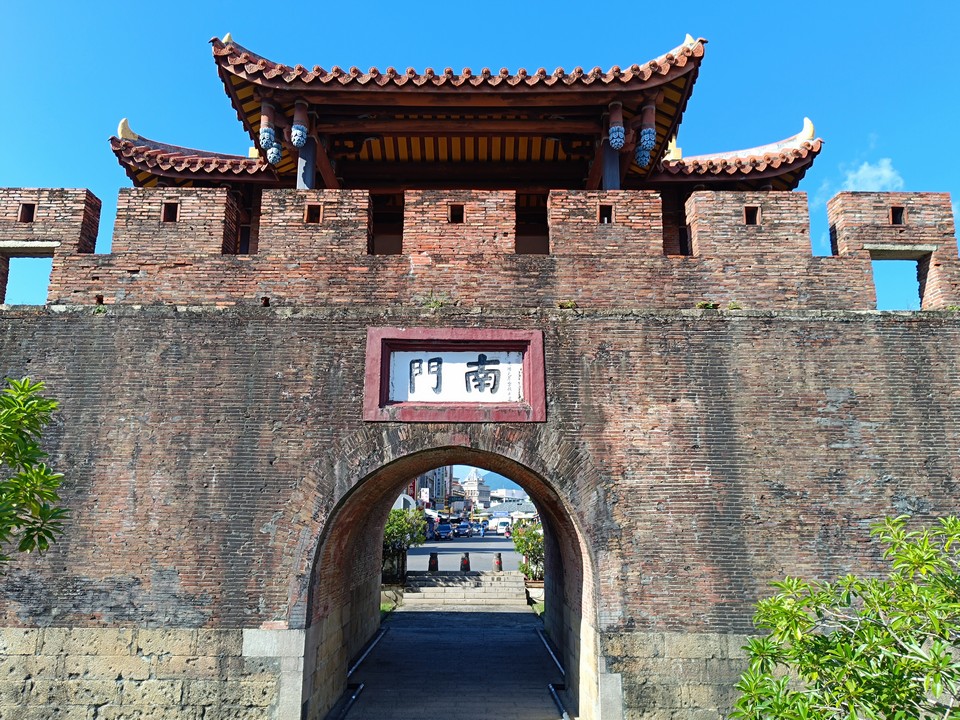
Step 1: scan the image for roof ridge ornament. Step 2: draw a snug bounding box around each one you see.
[801,117,815,141]
[665,135,682,161]
[117,118,138,141]
[222,32,233,44]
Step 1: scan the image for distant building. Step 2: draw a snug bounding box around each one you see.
[462,468,491,509]
[404,466,453,509]
[490,488,527,503]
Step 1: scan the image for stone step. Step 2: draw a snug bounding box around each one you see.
[401,595,528,606]
[404,578,527,589]
[404,590,526,600]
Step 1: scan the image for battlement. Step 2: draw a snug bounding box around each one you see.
[1,187,957,309]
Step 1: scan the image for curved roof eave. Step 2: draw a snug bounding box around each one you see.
[110,133,277,187]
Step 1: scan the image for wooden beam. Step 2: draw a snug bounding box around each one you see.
[337,159,587,185]
[314,136,341,189]
[585,139,605,190]
[310,118,602,135]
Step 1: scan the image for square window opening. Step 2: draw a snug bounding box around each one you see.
[3,257,52,305]
[598,204,614,224]
[161,202,179,223]
[17,203,36,223]
[448,204,465,224]
[304,204,323,224]
[744,205,761,225]
[872,259,922,310]
[890,206,905,225]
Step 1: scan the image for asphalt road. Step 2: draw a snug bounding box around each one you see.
[407,534,521,572]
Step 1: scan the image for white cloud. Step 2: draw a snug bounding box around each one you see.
[841,158,904,192]
[812,178,833,208]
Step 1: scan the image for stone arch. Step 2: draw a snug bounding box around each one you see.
[293,424,605,720]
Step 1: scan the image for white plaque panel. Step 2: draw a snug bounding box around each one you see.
[388,350,523,403]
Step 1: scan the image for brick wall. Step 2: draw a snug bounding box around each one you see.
[828,191,960,308]
[28,186,957,309]
[111,188,240,255]
[687,190,812,256]
[0,306,957,718]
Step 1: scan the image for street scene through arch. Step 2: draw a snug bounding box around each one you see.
[304,450,598,720]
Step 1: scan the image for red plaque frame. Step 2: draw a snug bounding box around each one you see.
[363,327,546,422]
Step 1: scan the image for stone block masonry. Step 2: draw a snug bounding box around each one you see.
[2,186,953,309]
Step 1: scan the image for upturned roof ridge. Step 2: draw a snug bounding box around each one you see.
[209,35,707,89]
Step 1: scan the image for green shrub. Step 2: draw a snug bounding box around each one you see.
[731,515,960,719]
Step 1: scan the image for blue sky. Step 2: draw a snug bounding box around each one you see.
[2,1,957,308]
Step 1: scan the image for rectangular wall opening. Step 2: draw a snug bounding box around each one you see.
[872,259,921,310]
[3,257,52,305]
[17,203,36,223]
[890,206,906,225]
[369,193,404,255]
[448,204,465,224]
[744,205,761,225]
[678,226,692,256]
[161,201,179,223]
[515,192,549,255]
[598,204,614,224]
[304,203,323,224]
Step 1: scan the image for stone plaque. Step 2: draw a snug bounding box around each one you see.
[364,328,545,422]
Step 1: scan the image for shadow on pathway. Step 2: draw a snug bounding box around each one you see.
[345,605,563,719]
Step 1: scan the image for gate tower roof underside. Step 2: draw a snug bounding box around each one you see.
[108,35,823,192]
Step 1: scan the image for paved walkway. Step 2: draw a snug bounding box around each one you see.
[345,605,563,719]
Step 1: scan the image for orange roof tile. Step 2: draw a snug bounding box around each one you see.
[210,38,706,91]
[657,127,823,187]
[110,136,275,187]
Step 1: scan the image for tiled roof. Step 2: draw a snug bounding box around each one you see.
[660,123,823,179]
[210,36,706,90]
[110,133,273,186]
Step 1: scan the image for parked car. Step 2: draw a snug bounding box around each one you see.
[453,521,473,538]
[435,523,453,540]
[495,519,512,535]
[470,522,483,536]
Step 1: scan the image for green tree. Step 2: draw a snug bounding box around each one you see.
[731,515,960,720]
[512,521,544,581]
[0,378,67,566]
[381,508,426,583]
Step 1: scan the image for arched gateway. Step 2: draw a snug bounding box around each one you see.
[1,32,959,720]
[301,436,600,719]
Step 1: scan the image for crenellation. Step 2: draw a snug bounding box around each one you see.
[111,188,240,255]
[828,192,960,308]
[686,191,812,256]
[1,186,950,309]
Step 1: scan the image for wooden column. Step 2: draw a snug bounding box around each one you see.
[297,138,317,190]
[602,141,621,190]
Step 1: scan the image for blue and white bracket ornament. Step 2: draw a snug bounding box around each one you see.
[634,147,651,168]
[259,126,276,149]
[291,124,308,148]
[266,142,283,165]
[639,127,657,151]
[608,125,625,150]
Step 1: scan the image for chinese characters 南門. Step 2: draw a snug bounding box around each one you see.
[408,354,502,395]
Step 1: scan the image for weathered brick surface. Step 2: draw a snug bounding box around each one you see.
[110,188,240,255]
[0,305,957,718]
[828,191,960,308]
[26,186,957,309]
